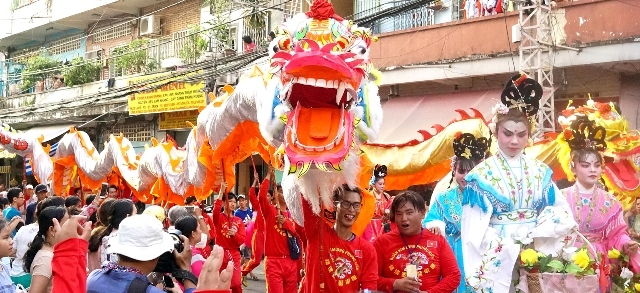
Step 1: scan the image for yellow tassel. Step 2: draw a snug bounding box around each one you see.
[370,68,383,86]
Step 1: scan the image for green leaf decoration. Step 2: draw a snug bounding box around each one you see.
[547,260,565,272]
[565,262,583,274]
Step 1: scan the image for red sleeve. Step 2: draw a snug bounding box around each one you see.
[51,238,88,293]
[258,179,273,219]
[301,197,320,234]
[232,217,246,247]
[295,222,306,244]
[204,214,216,240]
[248,187,259,211]
[373,238,395,292]
[213,199,223,223]
[359,240,379,290]
[428,237,461,293]
[282,218,297,235]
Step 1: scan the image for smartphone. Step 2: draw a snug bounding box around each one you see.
[99,183,108,199]
[163,275,175,290]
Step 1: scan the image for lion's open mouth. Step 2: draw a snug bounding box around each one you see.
[281,76,358,167]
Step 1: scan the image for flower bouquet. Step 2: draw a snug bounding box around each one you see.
[519,245,599,293]
[609,248,640,293]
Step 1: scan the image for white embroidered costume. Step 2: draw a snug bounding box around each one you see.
[460,150,572,293]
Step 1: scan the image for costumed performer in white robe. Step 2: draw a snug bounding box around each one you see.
[424,132,490,293]
[460,74,572,293]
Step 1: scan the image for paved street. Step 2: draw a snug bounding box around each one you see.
[242,263,267,292]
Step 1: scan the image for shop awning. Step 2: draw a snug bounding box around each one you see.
[0,148,16,159]
[23,123,76,142]
[375,89,500,144]
[0,122,20,158]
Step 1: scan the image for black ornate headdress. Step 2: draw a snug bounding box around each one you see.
[448,133,489,189]
[500,73,543,118]
[565,116,607,152]
[453,133,490,162]
[369,164,387,186]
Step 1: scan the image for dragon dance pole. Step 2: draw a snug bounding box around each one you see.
[221,158,227,208]
[79,177,84,206]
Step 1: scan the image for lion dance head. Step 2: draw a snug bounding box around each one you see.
[257,0,382,223]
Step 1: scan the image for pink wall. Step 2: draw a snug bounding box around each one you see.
[377,89,501,143]
[619,75,640,130]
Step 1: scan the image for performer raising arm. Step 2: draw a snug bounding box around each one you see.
[256,166,300,293]
[301,184,378,292]
[212,183,246,293]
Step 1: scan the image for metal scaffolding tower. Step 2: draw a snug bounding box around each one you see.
[518,0,555,140]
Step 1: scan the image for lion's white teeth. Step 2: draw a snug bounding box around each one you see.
[336,82,345,105]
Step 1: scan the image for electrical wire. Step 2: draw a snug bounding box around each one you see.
[1,48,268,116]
[4,0,291,81]
[3,0,190,60]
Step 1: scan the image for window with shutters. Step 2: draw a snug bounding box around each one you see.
[94,23,132,43]
[105,122,153,142]
[48,35,81,55]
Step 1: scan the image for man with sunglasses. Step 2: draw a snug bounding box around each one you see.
[300,183,378,293]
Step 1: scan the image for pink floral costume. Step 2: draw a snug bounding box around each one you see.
[563,183,640,273]
[362,191,392,242]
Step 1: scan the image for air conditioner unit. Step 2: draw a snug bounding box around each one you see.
[216,73,238,85]
[85,49,105,66]
[140,15,161,37]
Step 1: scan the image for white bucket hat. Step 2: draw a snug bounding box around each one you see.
[107,214,175,261]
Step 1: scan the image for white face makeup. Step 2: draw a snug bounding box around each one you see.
[571,153,603,189]
[497,121,529,157]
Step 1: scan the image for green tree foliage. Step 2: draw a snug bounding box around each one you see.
[205,0,232,52]
[179,25,209,63]
[242,1,268,30]
[113,39,157,75]
[21,49,60,92]
[63,57,101,87]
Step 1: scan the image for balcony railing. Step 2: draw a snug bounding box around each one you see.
[356,0,436,34]
[11,0,41,11]
[355,0,472,34]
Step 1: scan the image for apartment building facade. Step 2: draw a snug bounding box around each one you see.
[355,0,640,143]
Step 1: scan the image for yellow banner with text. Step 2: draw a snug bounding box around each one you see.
[127,73,206,115]
[158,110,199,130]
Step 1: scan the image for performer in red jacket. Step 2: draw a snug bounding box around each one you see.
[373,191,460,293]
[213,183,246,293]
[258,167,301,293]
[241,175,267,282]
[301,184,378,293]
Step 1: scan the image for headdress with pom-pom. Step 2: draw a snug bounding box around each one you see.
[369,164,387,186]
[557,116,608,182]
[564,116,607,152]
[489,72,542,135]
[500,73,542,118]
[449,132,489,189]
